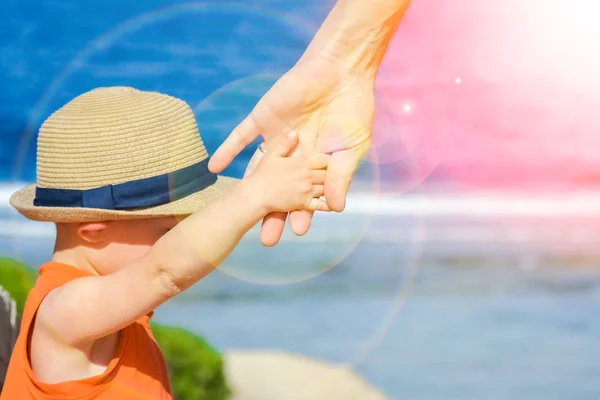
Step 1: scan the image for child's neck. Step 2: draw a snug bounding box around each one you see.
[52,243,101,277]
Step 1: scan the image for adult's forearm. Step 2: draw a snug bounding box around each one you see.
[151,180,264,293]
[299,0,411,77]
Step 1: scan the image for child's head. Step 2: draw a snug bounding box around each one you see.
[54,217,178,275]
[9,86,237,272]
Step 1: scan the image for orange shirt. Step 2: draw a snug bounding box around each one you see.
[0,262,172,399]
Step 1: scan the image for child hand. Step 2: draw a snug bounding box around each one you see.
[246,131,330,213]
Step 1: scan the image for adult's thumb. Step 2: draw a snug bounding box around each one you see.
[270,131,298,157]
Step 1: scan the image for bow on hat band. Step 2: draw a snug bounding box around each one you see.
[33,158,217,210]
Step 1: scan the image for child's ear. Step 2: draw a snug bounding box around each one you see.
[77,221,112,244]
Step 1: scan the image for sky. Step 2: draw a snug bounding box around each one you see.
[1,0,599,193]
[372,0,600,191]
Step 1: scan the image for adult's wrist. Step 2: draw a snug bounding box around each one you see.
[297,0,410,79]
[297,31,381,80]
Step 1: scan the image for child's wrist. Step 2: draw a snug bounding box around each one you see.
[238,178,269,218]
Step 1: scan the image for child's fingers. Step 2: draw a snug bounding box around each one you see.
[309,153,330,170]
[306,197,331,212]
[312,185,325,198]
[311,170,326,184]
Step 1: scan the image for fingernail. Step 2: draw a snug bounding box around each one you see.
[287,130,297,138]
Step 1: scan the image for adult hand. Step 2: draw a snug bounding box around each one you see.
[209,56,375,246]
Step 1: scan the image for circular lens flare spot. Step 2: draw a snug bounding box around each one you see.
[194,74,381,285]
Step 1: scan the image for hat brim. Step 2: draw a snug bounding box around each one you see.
[9,176,239,222]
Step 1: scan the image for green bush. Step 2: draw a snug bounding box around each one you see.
[0,257,37,316]
[151,323,231,400]
[0,258,231,400]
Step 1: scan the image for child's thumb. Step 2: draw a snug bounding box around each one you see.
[270,131,298,157]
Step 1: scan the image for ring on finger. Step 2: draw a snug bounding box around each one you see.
[258,142,267,154]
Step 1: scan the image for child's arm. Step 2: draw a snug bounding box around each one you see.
[36,132,327,346]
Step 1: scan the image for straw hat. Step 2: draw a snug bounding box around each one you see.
[10,86,237,222]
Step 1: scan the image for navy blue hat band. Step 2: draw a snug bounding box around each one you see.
[33,158,217,210]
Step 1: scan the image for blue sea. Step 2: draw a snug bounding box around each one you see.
[3,0,600,399]
[0,0,332,182]
[3,188,600,400]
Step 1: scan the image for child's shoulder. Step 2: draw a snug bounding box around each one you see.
[21,262,91,317]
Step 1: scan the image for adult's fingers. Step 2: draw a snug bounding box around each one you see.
[311,170,326,184]
[208,116,261,173]
[324,147,365,212]
[269,131,299,157]
[306,198,331,212]
[243,146,265,178]
[258,130,298,246]
[312,184,325,198]
[289,209,314,236]
[308,153,330,170]
[288,162,328,236]
[287,153,328,236]
[260,211,288,247]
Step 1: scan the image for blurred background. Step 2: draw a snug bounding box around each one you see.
[2,0,600,399]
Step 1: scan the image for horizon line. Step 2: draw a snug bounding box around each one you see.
[2,182,600,217]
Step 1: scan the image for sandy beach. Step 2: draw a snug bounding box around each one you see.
[224,350,390,400]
